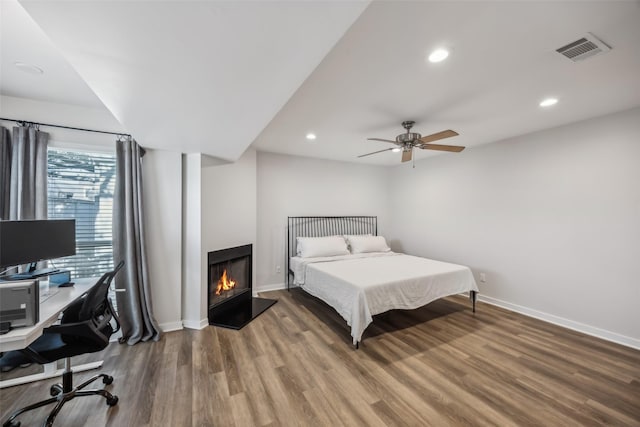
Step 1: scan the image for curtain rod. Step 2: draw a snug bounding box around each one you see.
[0,117,131,138]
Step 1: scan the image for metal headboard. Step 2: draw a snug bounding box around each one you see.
[286,216,377,289]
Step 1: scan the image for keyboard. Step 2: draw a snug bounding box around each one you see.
[10,268,60,280]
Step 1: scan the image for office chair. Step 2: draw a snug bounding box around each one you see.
[1,261,125,427]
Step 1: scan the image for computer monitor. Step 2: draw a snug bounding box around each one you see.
[0,219,76,277]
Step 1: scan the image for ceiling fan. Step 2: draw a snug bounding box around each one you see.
[359,120,465,163]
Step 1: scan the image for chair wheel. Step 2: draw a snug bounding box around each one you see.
[102,375,113,385]
[50,384,63,396]
[106,396,118,406]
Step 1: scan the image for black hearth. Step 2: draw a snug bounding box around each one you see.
[207,244,276,329]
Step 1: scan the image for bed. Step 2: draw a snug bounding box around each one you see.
[286,216,479,347]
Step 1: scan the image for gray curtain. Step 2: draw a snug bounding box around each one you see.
[9,125,48,221]
[0,127,11,220]
[113,137,161,344]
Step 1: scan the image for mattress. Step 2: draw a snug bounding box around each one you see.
[291,252,479,344]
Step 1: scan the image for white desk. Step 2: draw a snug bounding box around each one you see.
[0,277,104,388]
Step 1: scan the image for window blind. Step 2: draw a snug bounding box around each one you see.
[47,148,116,278]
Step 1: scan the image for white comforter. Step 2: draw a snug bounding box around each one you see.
[291,252,479,344]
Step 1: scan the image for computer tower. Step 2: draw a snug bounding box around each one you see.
[0,279,39,328]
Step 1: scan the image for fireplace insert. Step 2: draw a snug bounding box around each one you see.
[207,244,276,329]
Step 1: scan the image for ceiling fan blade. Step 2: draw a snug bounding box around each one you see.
[419,143,465,152]
[419,129,459,144]
[401,149,412,163]
[357,147,395,158]
[367,138,398,144]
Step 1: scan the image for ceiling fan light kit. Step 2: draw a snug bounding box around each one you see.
[360,120,465,163]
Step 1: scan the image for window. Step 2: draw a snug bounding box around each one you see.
[47,148,116,278]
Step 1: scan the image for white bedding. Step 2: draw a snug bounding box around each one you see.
[291,252,479,344]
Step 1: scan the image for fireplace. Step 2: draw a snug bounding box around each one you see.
[207,244,276,329]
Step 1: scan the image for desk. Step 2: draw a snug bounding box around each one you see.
[0,277,103,388]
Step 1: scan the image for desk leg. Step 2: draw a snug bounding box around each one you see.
[44,361,57,376]
[0,360,103,389]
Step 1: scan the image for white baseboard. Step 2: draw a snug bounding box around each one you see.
[478,294,640,350]
[109,329,122,342]
[182,318,208,330]
[159,321,184,332]
[254,282,286,295]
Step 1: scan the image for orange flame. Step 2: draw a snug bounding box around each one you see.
[216,269,236,295]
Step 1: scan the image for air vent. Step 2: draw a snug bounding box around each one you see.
[556,32,611,62]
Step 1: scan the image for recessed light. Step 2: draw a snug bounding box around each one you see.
[392,148,401,153]
[14,61,44,75]
[428,48,449,63]
[539,98,558,107]
[305,133,316,141]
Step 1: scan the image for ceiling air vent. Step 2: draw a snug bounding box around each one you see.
[556,32,611,62]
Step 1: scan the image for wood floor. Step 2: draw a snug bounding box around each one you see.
[1,289,639,426]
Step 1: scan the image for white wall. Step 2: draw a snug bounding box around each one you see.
[202,149,257,257]
[1,95,184,332]
[142,149,182,331]
[10,95,637,346]
[256,152,391,290]
[181,149,258,329]
[389,107,640,346]
[202,149,257,298]
[0,95,122,151]
[182,153,204,329]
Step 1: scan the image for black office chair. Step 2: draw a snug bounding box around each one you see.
[1,261,125,427]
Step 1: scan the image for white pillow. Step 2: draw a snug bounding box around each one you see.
[296,236,350,258]
[345,235,391,254]
[344,234,371,250]
[344,233,372,239]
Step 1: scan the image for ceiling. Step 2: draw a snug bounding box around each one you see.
[0,0,104,108]
[8,0,368,161]
[253,1,640,165]
[2,1,640,165]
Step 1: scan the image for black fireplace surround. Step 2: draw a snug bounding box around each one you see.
[207,244,276,329]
